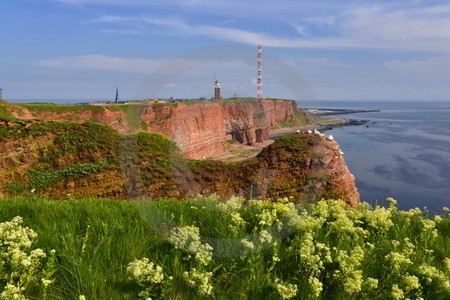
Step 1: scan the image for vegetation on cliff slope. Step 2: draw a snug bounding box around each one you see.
[0,100,105,120]
[1,117,349,203]
[278,109,312,127]
[0,196,448,299]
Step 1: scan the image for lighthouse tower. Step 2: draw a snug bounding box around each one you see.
[214,79,221,100]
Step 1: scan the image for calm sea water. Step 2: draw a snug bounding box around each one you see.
[297,100,450,212]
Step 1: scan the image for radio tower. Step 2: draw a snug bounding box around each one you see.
[256,45,263,99]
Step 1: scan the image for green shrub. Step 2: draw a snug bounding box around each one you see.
[27,160,111,191]
[3,182,28,196]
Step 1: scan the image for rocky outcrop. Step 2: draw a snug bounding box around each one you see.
[0,120,359,205]
[189,133,360,206]
[1,99,308,159]
[254,133,359,206]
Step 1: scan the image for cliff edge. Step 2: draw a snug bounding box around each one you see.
[0,118,359,205]
[0,99,312,159]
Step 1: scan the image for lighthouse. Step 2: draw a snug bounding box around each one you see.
[214,79,221,100]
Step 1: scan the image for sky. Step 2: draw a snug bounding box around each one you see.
[1,0,450,102]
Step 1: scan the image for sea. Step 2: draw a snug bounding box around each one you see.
[297,100,450,213]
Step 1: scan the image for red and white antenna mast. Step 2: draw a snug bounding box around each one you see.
[256,45,263,99]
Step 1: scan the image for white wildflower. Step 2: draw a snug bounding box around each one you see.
[183,268,213,296]
[363,278,378,290]
[0,216,54,298]
[41,278,53,288]
[434,215,443,223]
[275,278,298,299]
[241,238,255,250]
[273,201,295,215]
[365,206,393,231]
[308,276,323,297]
[421,218,436,231]
[218,196,245,211]
[386,252,412,272]
[258,229,273,244]
[391,284,404,300]
[168,226,213,265]
[257,209,278,227]
[418,264,449,287]
[343,270,363,294]
[444,258,450,273]
[126,258,164,284]
[31,248,46,257]
[1,284,26,300]
[228,211,246,236]
[387,197,398,210]
[402,274,420,292]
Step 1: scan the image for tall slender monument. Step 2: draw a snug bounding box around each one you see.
[115,86,119,103]
[256,45,263,99]
[214,79,221,100]
[0,87,3,100]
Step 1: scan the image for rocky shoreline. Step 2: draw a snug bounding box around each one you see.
[305,108,380,116]
[210,117,365,161]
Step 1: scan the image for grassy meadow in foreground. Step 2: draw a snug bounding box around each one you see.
[0,196,449,299]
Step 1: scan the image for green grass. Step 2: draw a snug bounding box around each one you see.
[107,104,149,131]
[279,110,310,127]
[15,103,105,116]
[25,160,111,192]
[0,196,448,299]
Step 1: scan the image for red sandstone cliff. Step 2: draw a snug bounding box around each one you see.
[3,99,307,159]
[254,133,360,206]
[189,133,360,206]
[0,118,358,205]
[140,100,299,158]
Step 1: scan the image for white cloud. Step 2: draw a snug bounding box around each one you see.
[36,55,161,74]
[53,0,343,13]
[302,57,351,68]
[52,0,147,5]
[89,15,359,48]
[100,29,143,34]
[89,0,450,52]
[301,15,337,27]
[289,22,309,37]
[385,56,450,75]
[343,3,450,43]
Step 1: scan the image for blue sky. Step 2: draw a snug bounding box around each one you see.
[1,0,450,102]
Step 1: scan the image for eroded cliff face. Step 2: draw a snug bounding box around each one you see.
[140,100,300,158]
[188,133,359,206]
[253,134,360,206]
[1,99,306,159]
[0,118,359,206]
